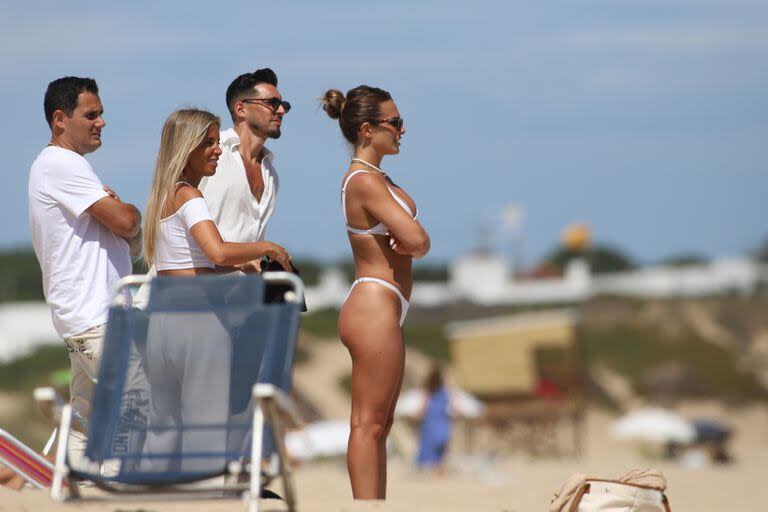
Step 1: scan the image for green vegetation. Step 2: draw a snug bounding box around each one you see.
[300,297,768,404]
[299,306,451,366]
[582,326,767,402]
[0,345,71,448]
[754,236,768,263]
[288,259,324,287]
[300,308,339,339]
[546,244,635,274]
[412,261,449,282]
[0,249,45,302]
[292,258,449,286]
[660,253,709,267]
[404,320,450,361]
[0,345,69,391]
[338,372,353,396]
[0,249,148,302]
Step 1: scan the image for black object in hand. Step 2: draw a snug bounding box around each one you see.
[260,258,308,312]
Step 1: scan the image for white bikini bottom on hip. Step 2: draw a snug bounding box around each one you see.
[346,277,410,326]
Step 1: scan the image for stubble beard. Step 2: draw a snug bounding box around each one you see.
[267,126,282,139]
[249,118,281,140]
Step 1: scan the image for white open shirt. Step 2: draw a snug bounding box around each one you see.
[199,128,279,243]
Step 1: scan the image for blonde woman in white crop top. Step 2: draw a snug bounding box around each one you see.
[143,109,291,276]
[140,109,292,467]
[321,86,430,500]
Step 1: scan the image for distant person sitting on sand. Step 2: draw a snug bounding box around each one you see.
[415,365,453,472]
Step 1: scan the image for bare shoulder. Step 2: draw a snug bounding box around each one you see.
[174,183,204,207]
[343,170,388,198]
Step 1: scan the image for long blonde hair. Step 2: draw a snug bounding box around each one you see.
[143,109,220,267]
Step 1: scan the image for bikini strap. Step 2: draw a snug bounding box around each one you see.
[341,170,372,223]
[341,170,371,192]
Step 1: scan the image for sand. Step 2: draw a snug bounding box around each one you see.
[2,403,765,511]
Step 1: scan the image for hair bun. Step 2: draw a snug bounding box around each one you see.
[321,89,345,119]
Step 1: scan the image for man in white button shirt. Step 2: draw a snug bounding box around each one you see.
[28,77,142,460]
[199,68,290,266]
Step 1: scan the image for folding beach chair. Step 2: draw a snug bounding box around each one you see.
[0,429,55,488]
[51,272,304,512]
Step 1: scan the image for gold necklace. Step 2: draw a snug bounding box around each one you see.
[351,158,388,178]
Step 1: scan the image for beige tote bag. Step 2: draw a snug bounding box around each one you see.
[568,479,671,512]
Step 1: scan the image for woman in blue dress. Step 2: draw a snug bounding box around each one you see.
[416,366,453,471]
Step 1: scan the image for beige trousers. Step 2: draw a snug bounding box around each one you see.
[62,324,106,465]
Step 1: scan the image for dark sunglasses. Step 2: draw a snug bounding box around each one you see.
[241,97,291,113]
[371,116,404,131]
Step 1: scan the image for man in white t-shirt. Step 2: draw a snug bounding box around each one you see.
[28,76,142,459]
[199,68,290,266]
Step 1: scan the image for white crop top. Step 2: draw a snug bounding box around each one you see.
[341,170,417,236]
[154,197,215,271]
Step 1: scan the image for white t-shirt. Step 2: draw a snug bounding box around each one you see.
[199,128,278,243]
[28,146,132,338]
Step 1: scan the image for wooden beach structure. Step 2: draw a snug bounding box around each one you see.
[446,309,585,455]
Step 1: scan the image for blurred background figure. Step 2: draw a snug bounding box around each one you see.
[0,464,25,490]
[415,365,453,473]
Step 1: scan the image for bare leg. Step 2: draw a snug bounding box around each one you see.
[339,283,404,500]
[378,343,404,498]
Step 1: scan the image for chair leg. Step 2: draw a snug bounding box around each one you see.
[264,400,296,512]
[43,427,58,456]
[249,396,265,512]
[51,405,72,501]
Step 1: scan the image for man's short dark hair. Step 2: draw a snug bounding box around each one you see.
[225,68,278,118]
[44,77,99,126]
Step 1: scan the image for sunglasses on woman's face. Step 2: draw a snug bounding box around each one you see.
[372,116,404,131]
[240,97,292,113]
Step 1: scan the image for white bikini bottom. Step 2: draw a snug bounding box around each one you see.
[346,277,410,326]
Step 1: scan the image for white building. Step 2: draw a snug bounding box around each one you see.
[4,255,766,362]
[307,254,768,309]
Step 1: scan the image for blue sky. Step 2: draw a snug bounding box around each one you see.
[3,0,767,265]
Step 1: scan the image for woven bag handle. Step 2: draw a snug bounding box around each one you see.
[566,482,590,512]
[567,480,671,512]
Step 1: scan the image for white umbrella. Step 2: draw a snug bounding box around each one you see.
[394,388,425,418]
[394,388,485,419]
[285,420,350,461]
[612,408,696,444]
[451,389,485,418]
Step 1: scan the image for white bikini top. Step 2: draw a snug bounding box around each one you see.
[341,170,417,236]
[154,184,215,271]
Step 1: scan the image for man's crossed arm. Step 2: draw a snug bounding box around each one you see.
[87,186,143,257]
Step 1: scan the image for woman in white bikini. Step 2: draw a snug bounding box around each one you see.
[321,86,430,499]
